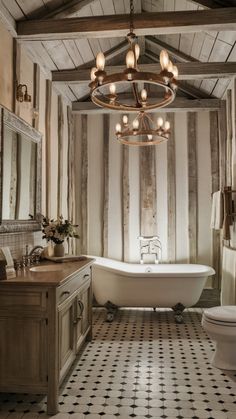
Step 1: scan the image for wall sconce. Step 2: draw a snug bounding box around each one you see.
[16,84,31,103]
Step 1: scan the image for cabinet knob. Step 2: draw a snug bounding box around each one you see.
[83,274,90,280]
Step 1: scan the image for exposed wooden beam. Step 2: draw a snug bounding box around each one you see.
[146,36,197,63]
[72,98,222,113]
[17,9,236,41]
[52,62,236,84]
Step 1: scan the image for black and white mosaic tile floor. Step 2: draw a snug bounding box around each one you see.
[1,308,236,419]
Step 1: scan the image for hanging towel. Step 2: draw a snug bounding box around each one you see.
[221,246,236,305]
[210,191,223,230]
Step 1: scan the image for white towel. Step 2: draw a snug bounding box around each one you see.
[221,246,236,305]
[210,191,223,230]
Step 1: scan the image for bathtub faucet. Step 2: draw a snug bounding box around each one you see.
[138,236,162,264]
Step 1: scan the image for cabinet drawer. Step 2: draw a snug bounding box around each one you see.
[0,289,47,312]
[57,266,91,305]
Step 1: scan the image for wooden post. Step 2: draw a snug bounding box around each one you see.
[12,39,21,115]
[140,147,157,237]
[188,112,198,263]
[32,63,40,130]
[218,100,227,189]
[67,106,76,254]
[102,114,109,258]
[232,78,236,189]
[81,114,88,254]
[45,79,52,217]
[226,90,232,187]
[122,144,129,262]
[57,95,64,217]
[210,111,220,288]
[167,113,176,263]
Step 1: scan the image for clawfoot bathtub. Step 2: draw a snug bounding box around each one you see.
[92,257,215,323]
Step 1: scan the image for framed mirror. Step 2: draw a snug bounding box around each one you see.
[0,106,42,232]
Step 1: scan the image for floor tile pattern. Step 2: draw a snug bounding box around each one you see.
[0,308,236,419]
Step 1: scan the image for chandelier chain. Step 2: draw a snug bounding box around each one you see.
[129,0,134,33]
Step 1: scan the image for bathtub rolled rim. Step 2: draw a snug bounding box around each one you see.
[91,256,215,278]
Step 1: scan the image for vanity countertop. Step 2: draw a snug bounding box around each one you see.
[0,257,94,287]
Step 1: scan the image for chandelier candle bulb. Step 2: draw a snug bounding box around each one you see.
[123,115,129,125]
[172,65,178,79]
[133,119,139,129]
[160,50,169,70]
[157,117,164,127]
[167,61,174,74]
[147,134,153,140]
[126,50,135,69]
[116,123,122,133]
[109,83,116,95]
[96,52,105,71]
[90,67,97,81]
[141,89,147,102]
[164,121,170,131]
[134,44,140,61]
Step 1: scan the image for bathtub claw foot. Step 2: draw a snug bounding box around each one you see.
[104,301,118,322]
[153,307,156,312]
[172,303,185,324]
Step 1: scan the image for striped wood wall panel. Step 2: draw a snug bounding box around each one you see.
[57,95,64,216]
[45,79,52,217]
[210,111,220,287]
[167,113,176,262]
[187,112,198,263]
[122,144,129,262]
[81,114,88,254]
[102,114,109,257]
[140,146,157,237]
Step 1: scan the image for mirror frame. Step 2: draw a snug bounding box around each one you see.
[0,105,42,233]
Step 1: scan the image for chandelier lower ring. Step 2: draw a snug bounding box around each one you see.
[90,72,177,112]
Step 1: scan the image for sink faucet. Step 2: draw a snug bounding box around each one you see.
[29,245,44,256]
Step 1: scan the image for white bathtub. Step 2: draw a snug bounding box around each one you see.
[92,257,215,322]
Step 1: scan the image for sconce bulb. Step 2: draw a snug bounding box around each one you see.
[109,83,116,95]
[141,89,147,102]
[90,67,97,81]
[157,117,164,128]
[164,121,170,131]
[160,49,169,70]
[116,123,121,133]
[172,65,178,78]
[132,119,139,130]
[147,135,153,140]
[96,52,105,71]
[126,50,135,69]
[134,43,140,61]
[123,115,128,125]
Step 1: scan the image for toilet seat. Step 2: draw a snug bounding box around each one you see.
[203,306,236,324]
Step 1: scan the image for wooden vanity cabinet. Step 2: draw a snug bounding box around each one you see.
[0,259,93,415]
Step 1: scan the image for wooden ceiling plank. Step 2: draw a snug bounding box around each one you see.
[190,0,235,8]
[72,98,222,113]
[0,0,17,36]
[146,35,198,62]
[17,8,236,41]
[38,0,95,19]
[51,61,236,84]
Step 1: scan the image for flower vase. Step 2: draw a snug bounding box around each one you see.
[54,243,65,257]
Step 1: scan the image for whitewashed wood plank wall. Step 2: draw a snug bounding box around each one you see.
[74,111,214,270]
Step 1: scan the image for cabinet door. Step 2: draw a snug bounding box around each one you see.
[81,282,91,335]
[75,294,83,352]
[0,316,47,389]
[58,298,76,380]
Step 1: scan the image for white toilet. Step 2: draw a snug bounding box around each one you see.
[202,306,236,370]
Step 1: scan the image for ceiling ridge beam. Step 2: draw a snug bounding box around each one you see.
[191,0,235,8]
[72,98,222,113]
[16,8,236,41]
[51,61,236,84]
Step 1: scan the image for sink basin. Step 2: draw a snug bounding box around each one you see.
[30,265,63,273]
